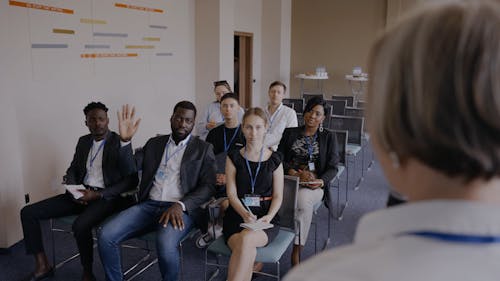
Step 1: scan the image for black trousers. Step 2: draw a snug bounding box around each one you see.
[20,192,131,271]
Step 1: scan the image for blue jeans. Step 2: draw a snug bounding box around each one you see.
[98,200,194,281]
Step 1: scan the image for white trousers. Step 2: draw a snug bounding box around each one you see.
[295,187,324,245]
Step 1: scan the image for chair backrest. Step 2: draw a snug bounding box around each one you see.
[331,95,354,107]
[325,99,346,116]
[302,92,324,106]
[296,113,304,126]
[279,175,299,231]
[329,115,364,146]
[283,98,304,114]
[356,100,366,109]
[344,107,364,118]
[331,130,348,165]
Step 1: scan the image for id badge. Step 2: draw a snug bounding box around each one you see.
[244,194,261,207]
[308,162,316,172]
[156,169,166,181]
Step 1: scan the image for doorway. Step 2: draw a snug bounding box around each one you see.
[234,32,253,109]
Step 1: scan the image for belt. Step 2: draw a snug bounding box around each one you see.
[260,196,273,201]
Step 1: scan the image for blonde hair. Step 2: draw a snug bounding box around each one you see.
[242,107,269,127]
[368,0,500,180]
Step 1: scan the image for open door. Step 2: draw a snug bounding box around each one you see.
[234,32,253,109]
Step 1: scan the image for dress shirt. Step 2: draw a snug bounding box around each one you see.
[284,200,500,281]
[149,135,192,209]
[264,103,298,150]
[84,139,105,188]
[196,101,245,140]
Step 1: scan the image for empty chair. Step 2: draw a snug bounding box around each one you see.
[325,99,347,116]
[302,92,324,106]
[328,115,365,190]
[344,107,364,118]
[331,95,354,107]
[356,100,366,108]
[283,98,305,114]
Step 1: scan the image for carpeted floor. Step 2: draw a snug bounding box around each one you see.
[0,150,390,281]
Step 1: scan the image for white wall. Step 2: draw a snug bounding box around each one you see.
[0,0,195,247]
[0,0,290,247]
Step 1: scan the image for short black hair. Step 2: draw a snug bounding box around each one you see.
[83,102,108,116]
[220,92,240,104]
[173,101,197,118]
[304,96,329,116]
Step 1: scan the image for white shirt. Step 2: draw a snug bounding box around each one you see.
[84,139,105,188]
[195,101,245,140]
[148,135,191,208]
[284,200,500,281]
[264,103,298,150]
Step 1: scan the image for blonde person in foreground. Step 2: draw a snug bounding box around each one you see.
[285,1,500,280]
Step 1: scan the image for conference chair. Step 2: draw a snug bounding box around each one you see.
[329,115,365,191]
[204,175,299,281]
[331,95,354,107]
[282,98,305,114]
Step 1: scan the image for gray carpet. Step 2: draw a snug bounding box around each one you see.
[0,150,390,281]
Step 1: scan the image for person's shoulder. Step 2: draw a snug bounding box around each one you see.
[284,242,390,281]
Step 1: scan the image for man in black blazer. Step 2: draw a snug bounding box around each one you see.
[20,102,137,281]
[98,101,216,281]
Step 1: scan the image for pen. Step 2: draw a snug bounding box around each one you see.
[240,198,255,216]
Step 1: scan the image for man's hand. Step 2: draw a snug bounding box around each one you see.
[158,203,185,230]
[117,104,141,142]
[206,120,217,130]
[78,189,102,203]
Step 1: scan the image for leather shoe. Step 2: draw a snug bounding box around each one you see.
[21,268,54,281]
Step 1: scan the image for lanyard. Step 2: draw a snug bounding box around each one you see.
[244,146,264,194]
[404,231,500,244]
[223,125,240,152]
[89,140,106,167]
[163,138,188,166]
[267,104,283,128]
[304,133,318,161]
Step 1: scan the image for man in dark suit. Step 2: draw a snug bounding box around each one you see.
[98,101,216,281]
[20,102,137,281]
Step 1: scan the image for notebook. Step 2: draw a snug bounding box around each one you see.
[65,184,84,199]
[240,221,274,231]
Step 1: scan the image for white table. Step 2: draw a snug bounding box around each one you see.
[345,74,368,105]
[296,74,329,95]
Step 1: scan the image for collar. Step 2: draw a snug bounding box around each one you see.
[266,103,283,115]
[355,200,500,243]
[168,134,191,147]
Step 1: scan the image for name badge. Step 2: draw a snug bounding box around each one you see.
[308,162,316,172]
[156,167,167,181]
[244,194,261,207]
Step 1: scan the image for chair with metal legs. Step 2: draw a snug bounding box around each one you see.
[204,175,299,281]
[122,227,200,281]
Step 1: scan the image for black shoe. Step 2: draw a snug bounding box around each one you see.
[21,268,54,281]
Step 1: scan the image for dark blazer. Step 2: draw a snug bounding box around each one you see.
[64,131,138,200]
[277,126,339,185]
[122,134,216,215]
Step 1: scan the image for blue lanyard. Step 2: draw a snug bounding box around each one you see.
[268,104,282,128]
[244,146,264,194]
[163,138,188,166]
[404,231,500,244]
[223,125,240,152]
[304,133,318,161]
[89,140,106,167]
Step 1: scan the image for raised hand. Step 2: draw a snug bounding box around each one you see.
[117,104,141,141]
